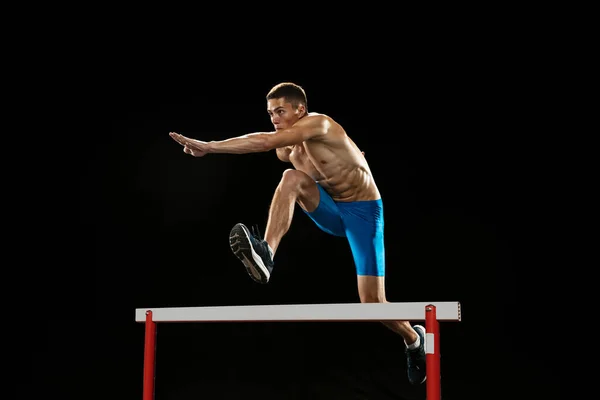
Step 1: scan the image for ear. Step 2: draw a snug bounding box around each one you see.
[297,104,306,117]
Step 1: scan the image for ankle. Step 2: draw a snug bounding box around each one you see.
[265,242,275,258]
[405,334,420,350]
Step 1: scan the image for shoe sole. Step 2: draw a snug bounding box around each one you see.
[412,324,427,384]
[229,223,270,284]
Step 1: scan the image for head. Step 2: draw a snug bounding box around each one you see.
[266,82,307,130]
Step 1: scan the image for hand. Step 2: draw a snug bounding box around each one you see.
[169,132,209,157]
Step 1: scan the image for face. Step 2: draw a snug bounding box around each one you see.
[267,97,305,131]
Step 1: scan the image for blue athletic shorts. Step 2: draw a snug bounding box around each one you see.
[302,184,385,276]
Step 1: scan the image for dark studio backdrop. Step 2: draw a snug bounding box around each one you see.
[48,67,556,400]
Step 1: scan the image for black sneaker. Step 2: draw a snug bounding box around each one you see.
[406,324,427,385]
[229,223,274,284]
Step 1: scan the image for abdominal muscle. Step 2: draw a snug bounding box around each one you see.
[289,142,381,202]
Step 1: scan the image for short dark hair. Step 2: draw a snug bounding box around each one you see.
[266,82,307,110]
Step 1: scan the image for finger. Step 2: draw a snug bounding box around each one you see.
[185,141,201,151]
[182,138,199,149]
[184,145,198,156]
[170,132,188,146]
[169,132,182,143]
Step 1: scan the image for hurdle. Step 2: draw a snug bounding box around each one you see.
[136,301,461,399]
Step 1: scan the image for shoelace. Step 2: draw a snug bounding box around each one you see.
[251,224,263,241]
[251,224,272,261]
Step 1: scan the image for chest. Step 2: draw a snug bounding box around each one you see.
[289,143,308,162]
[289,143,329,168]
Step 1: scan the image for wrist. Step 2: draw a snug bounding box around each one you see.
[206,141,217,153]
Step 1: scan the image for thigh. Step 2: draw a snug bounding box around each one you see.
[341,200,385,276]
[281,169,321,212]
[302,184,346,237]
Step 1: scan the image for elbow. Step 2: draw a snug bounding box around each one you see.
[276,151,290,162]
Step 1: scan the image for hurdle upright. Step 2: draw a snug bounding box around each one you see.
[136,301,461,400]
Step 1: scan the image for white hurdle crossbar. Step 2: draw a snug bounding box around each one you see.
[136,301,461,400]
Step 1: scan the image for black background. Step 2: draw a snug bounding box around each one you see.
[32,46,555,399]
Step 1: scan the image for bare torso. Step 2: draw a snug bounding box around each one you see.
[286,113,381,202]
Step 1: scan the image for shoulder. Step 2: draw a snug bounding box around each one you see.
[300,112,338,129]
[306,112,330,121]
[295,112,346,142]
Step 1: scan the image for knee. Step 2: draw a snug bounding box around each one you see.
[280,169,312,191]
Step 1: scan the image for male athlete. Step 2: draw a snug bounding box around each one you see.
[169,82,427,385]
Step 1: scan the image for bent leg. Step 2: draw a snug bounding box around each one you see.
[264,169,320,255]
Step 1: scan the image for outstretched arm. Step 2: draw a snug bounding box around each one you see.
[169,114,330,157]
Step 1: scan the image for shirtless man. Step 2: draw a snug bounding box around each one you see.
[168,82,427,385]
